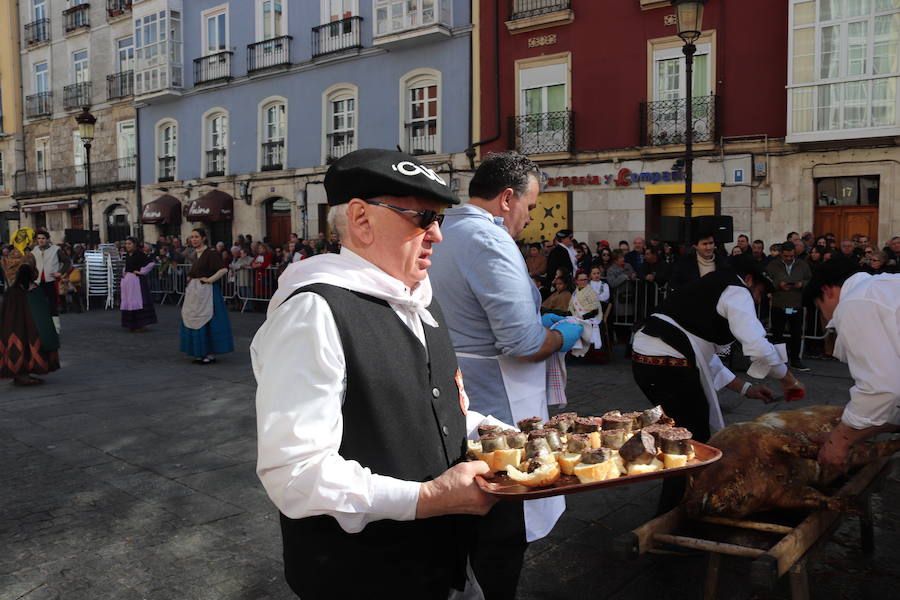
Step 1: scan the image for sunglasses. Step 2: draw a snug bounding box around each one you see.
[363,200,444,229]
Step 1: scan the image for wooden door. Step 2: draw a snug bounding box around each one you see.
[266,197,292,248]
[814,206,877,240]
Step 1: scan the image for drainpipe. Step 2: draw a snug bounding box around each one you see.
[134,105,143,242]
[465,0,501,170]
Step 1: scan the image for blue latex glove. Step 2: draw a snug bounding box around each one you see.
[541,313,566,328]
[552,321,584,353]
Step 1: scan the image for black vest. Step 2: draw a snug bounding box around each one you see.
[277,284,472,599]
[657,269,746,345]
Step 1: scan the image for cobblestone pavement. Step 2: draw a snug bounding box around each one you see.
[1,305,897,599]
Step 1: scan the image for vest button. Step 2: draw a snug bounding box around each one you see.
[442,425,449,436]
[431,387,440,398]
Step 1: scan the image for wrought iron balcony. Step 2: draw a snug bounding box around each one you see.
[206,149,226,177]
[64,3,90,32]
[261,141,285,171]
[405,120,438,155]
[510,0,570,20]
[640,95,717,147]
[509,110,573,154]
[107,70,133,99]
[326,132,355,163]
[106,0,131,17]
[14,156,136,198]
[194,51,233,85]
[158,156,176,182]
[25,92,53,118]
[25,18,50,44]
[312,16,363,57]
[63,82,92,110]
[248,36,292,73]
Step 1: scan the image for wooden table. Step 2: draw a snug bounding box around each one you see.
[612,457,893,600]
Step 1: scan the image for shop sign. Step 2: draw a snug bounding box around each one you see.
[545,168,684,188]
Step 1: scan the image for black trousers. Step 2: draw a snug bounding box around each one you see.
[769,307,803,360]
[632,360,711,515]
[469,500,527,600]
[39,281,59,317]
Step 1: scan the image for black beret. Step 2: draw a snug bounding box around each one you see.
[324,148,459,206]
[555,229,573,240]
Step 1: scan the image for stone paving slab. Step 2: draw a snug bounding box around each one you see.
[0,304,897,599]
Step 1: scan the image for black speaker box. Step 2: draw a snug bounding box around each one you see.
[659,216,685,243]
[692,215,733,244]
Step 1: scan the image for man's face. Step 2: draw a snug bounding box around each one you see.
[363,195,443,289]
[507,176,539,239]
[633,238,645,253]
[891,238,900,253]
[789,233,800,243]
[752,241,764,256]
[644,249,657,264]
[793,241,805,255]
[857,236,868,247]
[543,241,553,254]
[575,273,589,289]
[737,236,749,250]
[694,236,715,260]
[619,242,629,252]
[781,249,795,264]
[36,234,50,248]
[560,235,573,248]
[841,240,854,255]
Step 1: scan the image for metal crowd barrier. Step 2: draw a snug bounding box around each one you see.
[148,263,283,313]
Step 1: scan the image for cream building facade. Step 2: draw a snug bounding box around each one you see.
[0,0,24,242]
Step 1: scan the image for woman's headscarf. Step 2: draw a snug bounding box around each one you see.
[12,227,35,254]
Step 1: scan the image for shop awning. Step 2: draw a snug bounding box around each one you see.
[21,198,84,213]
[141,194,182,224]
[187,189,234,222]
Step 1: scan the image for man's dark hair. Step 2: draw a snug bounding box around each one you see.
[780,241,795,253]
[787,231,799,240]
[529,242,542,249]
[753,239,764,246]
[727,254,772,292]
[737,234,749,242]
[468,152,540,200]
[690,224,716,245]
[618,240,629,247]
[803,259,860,307]
[644,246,658,255]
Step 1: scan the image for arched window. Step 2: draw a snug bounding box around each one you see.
[204,109,228,176]
[156,119,177,182]
[323,84,357,163]
[401,69,440,155]
[260,98,286,170]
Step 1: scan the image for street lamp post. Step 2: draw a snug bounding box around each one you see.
[673,0,706,247]
[75,106,97,244]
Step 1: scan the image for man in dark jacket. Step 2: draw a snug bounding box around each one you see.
[766,241,813,372]
[546,229,577,283]
[669,226,728,293]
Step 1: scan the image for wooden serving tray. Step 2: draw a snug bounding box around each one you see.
[476,441,723,500]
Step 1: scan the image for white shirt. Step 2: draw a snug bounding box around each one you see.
[252,249,499,534]
[590,280,610,303]
[829,273,900,429]
[633,284,789,390]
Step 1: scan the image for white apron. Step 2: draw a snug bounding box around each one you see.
[457,351,565,542]
[181,279,213,330]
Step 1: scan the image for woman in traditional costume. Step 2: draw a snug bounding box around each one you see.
[0,263,60,386]
[180,227,234,364]
[120,236,158,332]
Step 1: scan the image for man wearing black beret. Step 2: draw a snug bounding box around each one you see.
[545,228,577,283]
[253,148,503,598]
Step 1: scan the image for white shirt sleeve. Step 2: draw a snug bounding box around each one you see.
[834,299,900,429]
[707,353,737,391]
[252,292,421,533]
[717,286,788,380]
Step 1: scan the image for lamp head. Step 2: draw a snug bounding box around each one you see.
[75,106,97,143]
[673,0,707,44]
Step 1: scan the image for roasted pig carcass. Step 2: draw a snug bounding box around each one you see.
[683,406,900,519]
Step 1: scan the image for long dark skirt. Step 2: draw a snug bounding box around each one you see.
[179,283,234,357]
[121,275,158,329]
[0,286,60,378]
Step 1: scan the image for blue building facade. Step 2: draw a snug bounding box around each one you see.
[135,0,472,245]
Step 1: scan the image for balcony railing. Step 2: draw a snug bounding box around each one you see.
[261,141,285,171]
[25,92,53,118]
[248,35,292,73]
[194,51,232,85]
[640,95,717,146]
[158,156,176,182]
[14,156,136,197]
[64,3,90,32]
[107,0,131,17]
[206,149,226,177]
[509,110,573,154]
[312,16,363,57]
[405,120,438,155]
[107,70,133,99]
[510,0,571,20]
[25,18,50,44]
[63,82,92,110]
[326,132,355,163]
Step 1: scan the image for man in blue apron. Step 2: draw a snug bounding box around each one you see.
[430,152,583,599]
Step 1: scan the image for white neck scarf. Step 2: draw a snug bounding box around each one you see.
[267,248,438,327]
